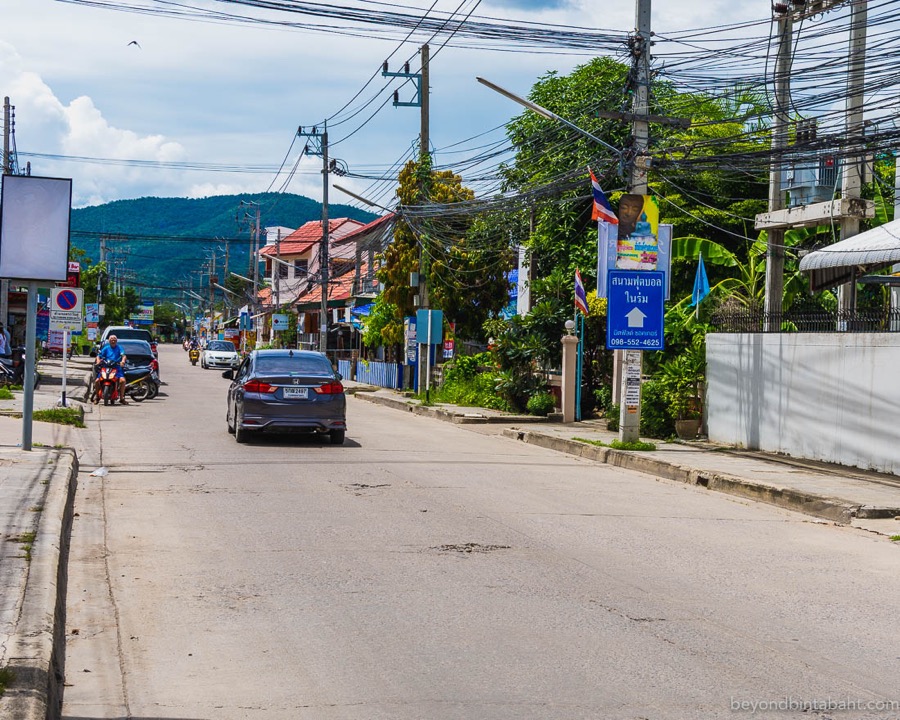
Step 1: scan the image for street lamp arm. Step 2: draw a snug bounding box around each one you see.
[476,76,622,157]
[213,283,243,299]
[332,183,394,213]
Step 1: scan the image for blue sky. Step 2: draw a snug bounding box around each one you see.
[1,0,765,208]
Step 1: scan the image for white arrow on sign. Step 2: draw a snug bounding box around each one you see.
[625,307,647,328]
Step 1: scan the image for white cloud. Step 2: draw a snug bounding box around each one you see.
[0,0,768,208]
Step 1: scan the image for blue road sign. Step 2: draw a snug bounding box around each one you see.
[606,270,665,350]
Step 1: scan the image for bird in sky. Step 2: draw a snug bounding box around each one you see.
[127,40,141,49]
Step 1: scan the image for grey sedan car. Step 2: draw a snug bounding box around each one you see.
[224,349,347,444]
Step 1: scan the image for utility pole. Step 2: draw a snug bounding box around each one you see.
[208,251,217,338]
[238,201,262,345]
[1,98,10,336]
[253,205,261,344]
[417,43,431,395]
[839,0,867,313]
[321,130,330,355]
[383,48,429,388]
[618,0,652,444]
[297,125,330,354]
[272,228,282,343]
[763,5,793,331]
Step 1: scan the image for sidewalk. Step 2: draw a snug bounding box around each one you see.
[350,383,900,537]
[0,354,93,720]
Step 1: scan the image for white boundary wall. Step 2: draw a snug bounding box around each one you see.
[706,333,900,474]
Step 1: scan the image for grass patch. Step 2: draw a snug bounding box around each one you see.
[9,531,36,562]
[29,505,43,513]
[0,386,14,400]
[33,407,85,428]
[890,535,900,542]
[0,666,15,696]
[574,437,657,452]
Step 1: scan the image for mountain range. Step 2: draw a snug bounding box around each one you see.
[70,193,377,302]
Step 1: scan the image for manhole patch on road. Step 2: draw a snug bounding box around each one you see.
[431,543,511,554]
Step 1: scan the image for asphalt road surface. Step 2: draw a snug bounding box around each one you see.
[62,344,900,719]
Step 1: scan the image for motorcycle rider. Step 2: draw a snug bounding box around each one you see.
[96,335,128,404]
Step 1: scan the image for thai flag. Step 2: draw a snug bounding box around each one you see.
[574,270,589,315]
[590,168,618,224]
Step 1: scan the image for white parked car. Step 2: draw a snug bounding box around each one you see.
[201,340,240,370]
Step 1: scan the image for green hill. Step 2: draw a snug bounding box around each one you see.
[70,193,376,301]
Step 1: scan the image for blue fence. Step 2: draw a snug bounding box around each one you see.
[337,359,404,389]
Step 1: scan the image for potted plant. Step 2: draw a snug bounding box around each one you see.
[657,337,705,439]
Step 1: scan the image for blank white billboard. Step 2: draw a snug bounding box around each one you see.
[0,174,72,281]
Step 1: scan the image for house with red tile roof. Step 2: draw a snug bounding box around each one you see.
[258,218,365,310]
[292,214,396,353]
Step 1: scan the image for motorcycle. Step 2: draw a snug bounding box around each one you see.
[94,359,122,406]
[0,347,41,388]
[189,347,200,366]
[123,364,160,402]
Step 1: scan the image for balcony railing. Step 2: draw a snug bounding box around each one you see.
[710,309,900,333]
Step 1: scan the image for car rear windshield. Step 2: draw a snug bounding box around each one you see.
[208,341,236,351]
[256,356,333,376]
[110,329,152,342]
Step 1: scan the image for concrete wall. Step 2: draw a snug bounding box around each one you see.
[706,333,900,474]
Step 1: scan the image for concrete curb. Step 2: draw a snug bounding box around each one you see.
[503,429,867,525]
[353,390,549,424]
[0,449,78,720]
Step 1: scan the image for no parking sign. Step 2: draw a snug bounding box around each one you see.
[50,287,84,331]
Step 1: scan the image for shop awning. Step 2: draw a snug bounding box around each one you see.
[799,218,900,291]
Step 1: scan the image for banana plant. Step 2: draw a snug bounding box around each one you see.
[668,229,812,320]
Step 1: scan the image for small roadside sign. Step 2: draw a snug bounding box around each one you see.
[50,287,84,331]
[606,270,665,351]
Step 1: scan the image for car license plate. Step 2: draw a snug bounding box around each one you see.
[282,386,308,399]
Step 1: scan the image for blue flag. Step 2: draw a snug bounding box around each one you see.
[691,254,710,307]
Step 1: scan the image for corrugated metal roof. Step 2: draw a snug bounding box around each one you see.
[799,218,900,290]
[800,218,900,270]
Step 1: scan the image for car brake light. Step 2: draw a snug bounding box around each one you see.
[243,379,276,394]
[314,381,344,395]
[151,359,159,371]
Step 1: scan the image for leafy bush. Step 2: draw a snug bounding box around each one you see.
[442,352,490,384]
[656,334,705,420]
[526,392,556,416]
[0,386,13,400]
[483,316,551,412]
[594,385,613,416]
[606,403,619,431]
[432,371,511,411]
[639,379,675,439]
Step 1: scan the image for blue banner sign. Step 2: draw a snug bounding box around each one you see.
[606,270,665,351]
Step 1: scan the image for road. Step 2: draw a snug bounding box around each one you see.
[62,344,900,719]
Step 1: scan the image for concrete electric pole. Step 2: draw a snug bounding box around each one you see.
[383,46,430,390]
[763,5,793,331]
[1,98,11,335]
[838,0,868,313]
[417,44,431,396]
[617,0,652,444]
[297,125,331,355]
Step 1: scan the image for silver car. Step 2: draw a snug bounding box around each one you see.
[224,349,347,444]
[202,340,240,369]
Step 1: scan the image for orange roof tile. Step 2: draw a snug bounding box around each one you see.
[293,265,363,307]
[259,218,365,257]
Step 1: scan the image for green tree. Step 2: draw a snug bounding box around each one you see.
[373,158,514,349]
